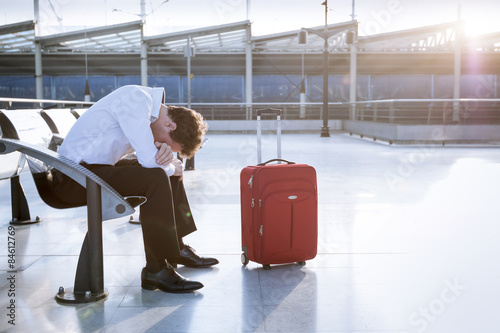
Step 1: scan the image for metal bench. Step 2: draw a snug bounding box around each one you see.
[70,107,88,119]
[0,109,53,224]
[40,108,78,137]
[0,109,142,304]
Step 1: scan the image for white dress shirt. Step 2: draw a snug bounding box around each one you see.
[59,85,175,176]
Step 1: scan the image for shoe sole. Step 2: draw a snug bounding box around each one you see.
[182,263,218,268]
[170,262,219,268]
[141,282,203,293]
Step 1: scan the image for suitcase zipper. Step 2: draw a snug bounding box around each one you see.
[290,203,294,249]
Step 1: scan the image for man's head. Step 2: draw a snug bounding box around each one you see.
[151,105,208,158]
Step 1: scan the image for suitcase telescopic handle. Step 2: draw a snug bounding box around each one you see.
[258,159,295,166]
[256,109,282,164]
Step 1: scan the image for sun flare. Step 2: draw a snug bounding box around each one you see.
[464,18,500,36]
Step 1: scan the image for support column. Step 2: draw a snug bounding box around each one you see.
[300,53,306,118]
[349,41,357,120]
[320,0,330,137]
[35,42,43,100]
[321,42,330,137]
[453,35,462,122]
[453,19,464,122]
[186,37,192,109]
[141,41,148,86]
[245,25,253,120]
[34,0,43,100]
[140,0,147,86]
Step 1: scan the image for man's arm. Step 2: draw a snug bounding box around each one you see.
[171,158,184,180]
[110,86,174,174]
[154,141,174,166]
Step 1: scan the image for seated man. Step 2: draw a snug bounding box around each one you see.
[51,85,218,293]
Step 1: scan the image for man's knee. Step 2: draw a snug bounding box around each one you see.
[141,168,171,194]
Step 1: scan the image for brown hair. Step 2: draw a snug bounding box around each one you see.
[167,106,208,158]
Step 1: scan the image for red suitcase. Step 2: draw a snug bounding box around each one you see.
[240,109,318,269]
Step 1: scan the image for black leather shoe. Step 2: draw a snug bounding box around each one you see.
[141,263,203,293]
[170,245,219,268]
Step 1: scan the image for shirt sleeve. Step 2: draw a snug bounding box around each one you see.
[164,163,175,177]
[109,86,171,172]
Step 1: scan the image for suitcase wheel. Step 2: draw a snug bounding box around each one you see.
[241,253,249,266]
[263,264,271,270]
[298,261,306,266]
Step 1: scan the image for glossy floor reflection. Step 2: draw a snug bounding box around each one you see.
[1,132,500,332]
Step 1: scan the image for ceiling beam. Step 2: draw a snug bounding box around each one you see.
[144,20,250,46]
[35,20,143,46]
[0,21,35,35]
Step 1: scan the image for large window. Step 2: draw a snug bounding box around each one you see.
[0,75,50,99]
[183,75,244,103]
[433,75,454,98]
[308,75,353,103]
[356,75,371,101]
[1,73,499,107]
[149,76,181,103]
[53,76,87,100]
[253,75,302,103]
[117,76,140,88]
[371,75,433,100]
[89,76,118,101]
[461,74,497,99]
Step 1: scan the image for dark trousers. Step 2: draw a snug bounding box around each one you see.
[51,159,197,269]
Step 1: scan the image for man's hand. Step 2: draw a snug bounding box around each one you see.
[171,158,184,181]
[155,141,174,166]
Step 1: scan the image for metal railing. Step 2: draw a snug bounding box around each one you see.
[166,99,500,124]
[0,97,94,109]
[173,102,346,121]
[2,97,500,125]
[347,99,500,125]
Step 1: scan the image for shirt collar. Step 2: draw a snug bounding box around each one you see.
[150,87,165,122]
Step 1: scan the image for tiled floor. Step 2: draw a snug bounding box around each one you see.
[1,132,500,332]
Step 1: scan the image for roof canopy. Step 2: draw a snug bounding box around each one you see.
[1,19,499,55]
[37,21,143,53]
[144,21,250,54]
[0,20,36,53]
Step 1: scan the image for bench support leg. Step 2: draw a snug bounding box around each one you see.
[185,156,195,170]
[10,175,41,225]
[55,179,108,304]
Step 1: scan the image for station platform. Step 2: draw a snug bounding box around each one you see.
[1,132,499,332]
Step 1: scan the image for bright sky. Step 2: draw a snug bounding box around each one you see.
[1,0,499,37]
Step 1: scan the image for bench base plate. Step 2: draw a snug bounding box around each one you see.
[10,216,42,225]
[55,287,109,304]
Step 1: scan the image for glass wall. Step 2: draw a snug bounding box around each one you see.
[253,75,302,103]
[117,75,141,88]
[1,73,498,105]
[356,75,371,101]
[149,76,181,103]
[461,74,497,99]
[308,75,352,103]
[433,75,454,98]
[0,76,51,99]
[371,75,433,100]
[183,75,244,103]
[53,76,118,101]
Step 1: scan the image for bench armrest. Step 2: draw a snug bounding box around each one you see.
[0,137,134,221]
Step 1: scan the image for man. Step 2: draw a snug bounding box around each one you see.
[52,85,218,293]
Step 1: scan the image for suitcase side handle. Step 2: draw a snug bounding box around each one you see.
[258,158,295,166]
[256,108,282,116]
